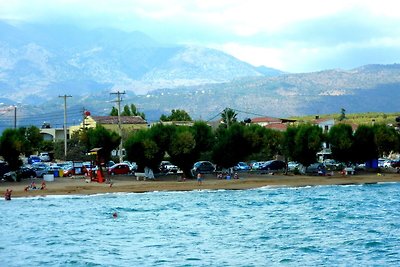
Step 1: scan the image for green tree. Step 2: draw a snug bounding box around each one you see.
[160,109,192,121]
[212,123,250,168]
[167,127,196,177]
[54,135,87,161]
[282,126,298,163]
[121,105,132,116]
[130,104,146,119]
[110,104,146,119]
[372,124,400,157]
[23,126,43,155]
[191,121,214,158]
[244,125,283,160]
[110,107,118,116]
[292,124,323,167]
[338,108,347,121]
[352,125,378,163]
[40,140,54,154]
[221,108,237,127]
[124,128,164,171]
[0,129,24,170]
[83,125,121,162]
[328,124,354,164]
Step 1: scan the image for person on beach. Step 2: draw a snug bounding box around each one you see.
[4,189,12,200]
[197,173,203,185]
[40,181,46,190]
[30,181,37,189]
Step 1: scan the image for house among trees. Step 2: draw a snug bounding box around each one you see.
[250,116,296,131]
[312,116,335,133]
[69,115,148,136]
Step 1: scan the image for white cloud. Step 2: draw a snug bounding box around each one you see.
[216,43,285,69]
[1,0,400,71]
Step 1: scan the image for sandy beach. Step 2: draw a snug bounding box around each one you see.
[1,171,400,198]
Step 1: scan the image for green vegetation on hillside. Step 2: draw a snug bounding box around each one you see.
[290,112,400,126]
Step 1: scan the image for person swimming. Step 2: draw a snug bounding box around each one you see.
[4,189,12,200]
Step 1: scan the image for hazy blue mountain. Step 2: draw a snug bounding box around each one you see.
[0,21,268,103]
[255,65,286,76]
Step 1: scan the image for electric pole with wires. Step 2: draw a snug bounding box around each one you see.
[110,91,125,163]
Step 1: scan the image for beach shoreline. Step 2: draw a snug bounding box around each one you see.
[2,171,400,198]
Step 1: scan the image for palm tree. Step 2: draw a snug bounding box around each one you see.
[221,108,237,127]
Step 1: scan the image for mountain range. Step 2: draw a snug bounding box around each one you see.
[0,21,399,128]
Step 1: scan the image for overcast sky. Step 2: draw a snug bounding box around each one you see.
[1,0,400,72]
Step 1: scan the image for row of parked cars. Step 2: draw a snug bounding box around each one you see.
[0,160,140,182]
[378,158,400,168]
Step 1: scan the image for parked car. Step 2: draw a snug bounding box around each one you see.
[39,152,51,162]
[0,161,10,178]
[82,163,98,175]
[18,166,37,179]
[259,160,286,171]
[233,162,250,171]
[383,160,394,168]
[191,161,215,176]
[107,161,116,168]
[62,166,75,177]
[3,166,37,181]
[391,160,400,168]
[33,166,49,178]
[159,161,179,173]
[305,163,326,175]
[288,161,302,171]
[123,161,138,172]
[378,158,387,168]
[28,155,41,165]
[251,161,267,170]
[32,162,48,168]
[108,163,131,175]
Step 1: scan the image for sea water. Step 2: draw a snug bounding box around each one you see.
[1,183,400,266]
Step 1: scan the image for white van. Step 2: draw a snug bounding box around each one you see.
[39,152,50,162]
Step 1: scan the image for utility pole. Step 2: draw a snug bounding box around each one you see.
[13,105,17,129]
[59,95,72,160]
[110,91,125,163]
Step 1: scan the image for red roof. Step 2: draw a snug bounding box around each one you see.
[251,117,282,123]
[265,123,288,131]
[91,116,147,125]
[313,118,334,124]
[337,122,359,131]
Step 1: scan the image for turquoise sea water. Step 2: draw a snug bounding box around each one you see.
[1,183,400,266]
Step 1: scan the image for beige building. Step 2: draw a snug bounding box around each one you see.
[70,115,148,137]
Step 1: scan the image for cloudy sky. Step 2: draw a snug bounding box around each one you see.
[1,0,400,72]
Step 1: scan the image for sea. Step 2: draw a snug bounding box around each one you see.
[1,182,400,266]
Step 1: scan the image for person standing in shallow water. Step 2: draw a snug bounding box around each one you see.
[197,173,203,186]
[4,189,12,200]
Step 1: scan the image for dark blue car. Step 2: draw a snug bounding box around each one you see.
[28,156,41,165]
[259,160,286,171]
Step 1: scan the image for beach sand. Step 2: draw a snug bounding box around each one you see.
[1,171,400,198]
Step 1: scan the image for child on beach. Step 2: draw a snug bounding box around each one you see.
[40,181,46,190]
[197,173,203,185]
[4,189,12,200]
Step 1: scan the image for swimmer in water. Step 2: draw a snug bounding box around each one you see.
[112,212,118,218]
[4,189,12,200]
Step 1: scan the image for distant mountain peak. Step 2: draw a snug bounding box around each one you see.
[0,21,285,101]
